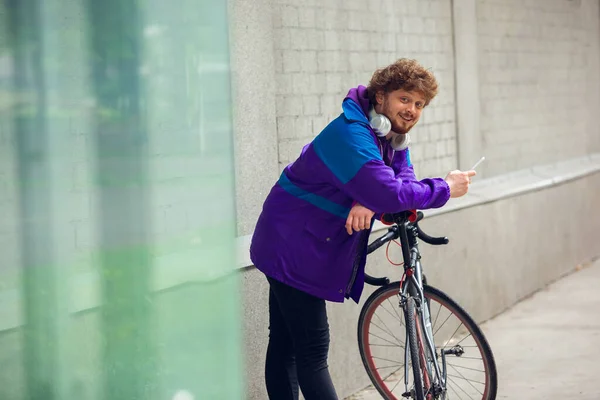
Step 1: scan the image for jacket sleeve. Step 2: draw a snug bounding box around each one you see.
[372,148,418,220]
[392,148,417,181]
[345,159,450,214]
[313,122,450,214]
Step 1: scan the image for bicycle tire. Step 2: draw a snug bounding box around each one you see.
[358,282,498,400]
[406,296,426,400]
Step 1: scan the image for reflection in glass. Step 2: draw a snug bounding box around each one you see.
[0,0,242,398]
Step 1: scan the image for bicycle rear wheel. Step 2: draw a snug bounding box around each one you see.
[358,283,497,400]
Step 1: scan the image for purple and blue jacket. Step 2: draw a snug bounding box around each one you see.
[250,86,450,303]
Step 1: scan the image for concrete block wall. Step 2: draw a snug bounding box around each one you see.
[228,0,280,236]
[231,1,600,398]
[231,0,600,236]
[476,0,600,175]
[272,0,459,180]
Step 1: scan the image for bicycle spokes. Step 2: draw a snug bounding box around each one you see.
[358,284,497,400]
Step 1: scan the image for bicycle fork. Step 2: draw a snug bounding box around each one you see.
[416,279,446,395]
[402,260,447,398]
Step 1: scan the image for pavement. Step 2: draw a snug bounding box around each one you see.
[346,257,600,399]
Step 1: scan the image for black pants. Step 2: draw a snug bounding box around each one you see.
[265,276,339,400]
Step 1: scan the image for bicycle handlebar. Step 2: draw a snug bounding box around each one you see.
[366,226,398,254]
[364,211,449,286]
[388,211,449,245]
[416,224,449,245]
[364,275,390,286]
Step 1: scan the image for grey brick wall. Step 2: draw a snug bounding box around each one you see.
[272,0,458,179]
[477,0,600,175]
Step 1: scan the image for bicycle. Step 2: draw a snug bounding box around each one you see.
[357,210,497,400]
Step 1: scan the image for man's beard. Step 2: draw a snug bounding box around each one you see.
[389,114,415,135]
[382,102,415,135]
[391,121,411,135]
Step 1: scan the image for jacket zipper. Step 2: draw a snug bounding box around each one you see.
[345,255,360,296]
[345,231,367,296]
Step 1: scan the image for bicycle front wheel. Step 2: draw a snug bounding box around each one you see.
[358,283,498,400]
[405,296,425,400]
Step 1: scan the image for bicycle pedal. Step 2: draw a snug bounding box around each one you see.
[401,391,412,398]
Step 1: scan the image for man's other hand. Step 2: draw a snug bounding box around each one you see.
[444,170,476,198]
[346,203,375,235]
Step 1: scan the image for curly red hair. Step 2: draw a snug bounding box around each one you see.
[367,58,439,106]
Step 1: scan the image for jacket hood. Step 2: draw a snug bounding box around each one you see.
[342,85,371,124]
[343,85,411,151]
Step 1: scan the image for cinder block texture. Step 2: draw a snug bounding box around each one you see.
[229,0,280,235]
[477,0,600,175]
[272,0,458,180]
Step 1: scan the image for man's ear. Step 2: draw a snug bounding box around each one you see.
[375,91,385,106]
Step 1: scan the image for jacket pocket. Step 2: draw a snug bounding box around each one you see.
[294,217,353,291]
[303,218,348,244]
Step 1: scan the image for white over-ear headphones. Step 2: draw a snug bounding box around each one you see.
[390,132,411,151]
[368,107,411,150]
[368,107,391,137]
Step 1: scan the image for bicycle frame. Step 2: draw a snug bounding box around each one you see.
[366,213,449,398]
[401,251,446,396]
[396,218,445,397]
[362,212,498,400]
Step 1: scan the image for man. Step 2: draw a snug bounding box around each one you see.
[250,58,474,399]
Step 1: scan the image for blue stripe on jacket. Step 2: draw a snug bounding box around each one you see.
[278,171,350,218]
[312,99,382,185]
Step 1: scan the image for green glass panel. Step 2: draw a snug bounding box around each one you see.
[0,0,242,399]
